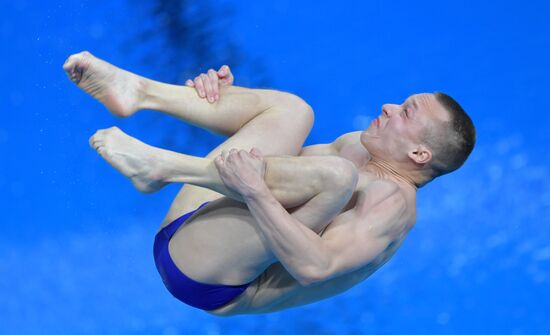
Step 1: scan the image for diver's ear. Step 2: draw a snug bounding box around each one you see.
[408,145,432,165]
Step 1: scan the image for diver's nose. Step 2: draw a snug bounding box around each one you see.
[382,104,397,117]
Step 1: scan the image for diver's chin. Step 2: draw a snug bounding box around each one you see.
[361,130,380,142]
[359,132,374,151]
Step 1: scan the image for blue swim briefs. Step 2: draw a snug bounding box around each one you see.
[153,202,251,311]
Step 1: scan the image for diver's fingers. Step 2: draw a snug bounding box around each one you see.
[218,65,234,86]
[200,73,215,103]
[207,69,220,102]
[250,147,263,159]
[194,76,206,98]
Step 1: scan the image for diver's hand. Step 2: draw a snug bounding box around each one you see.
[214,148,267,198]
[186,65,234,103]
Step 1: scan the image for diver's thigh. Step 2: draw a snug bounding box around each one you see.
[168,197,274,285]
[159,185,224,230]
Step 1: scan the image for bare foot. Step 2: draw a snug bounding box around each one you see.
[89,126,168,193]
[63,51,145,117]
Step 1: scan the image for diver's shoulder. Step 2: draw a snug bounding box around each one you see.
[356,177,415,237]
[332,131,363,149]
[356,173,399,193]
[355,176,401,207]
[355,174,415,214]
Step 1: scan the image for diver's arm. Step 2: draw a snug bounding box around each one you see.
[243,183,402,286]
[214,147,403,286]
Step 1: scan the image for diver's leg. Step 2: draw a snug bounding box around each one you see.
[65,51,316,225]
[64,51,310,136]
[90,126,356,233]
[158,88,315,225]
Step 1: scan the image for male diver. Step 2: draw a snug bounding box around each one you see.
[63,51,475,315]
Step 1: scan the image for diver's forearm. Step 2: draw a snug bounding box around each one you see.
[243,186,332,286]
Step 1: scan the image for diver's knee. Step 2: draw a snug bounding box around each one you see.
[273,91,314,126]
[323,157,359,193]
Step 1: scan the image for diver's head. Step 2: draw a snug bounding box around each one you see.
[360,92,476,185]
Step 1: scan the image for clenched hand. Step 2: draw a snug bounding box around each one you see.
[214,148,267,198]
[186,65,234,103]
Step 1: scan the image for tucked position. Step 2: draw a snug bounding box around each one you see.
[63,51,475,315]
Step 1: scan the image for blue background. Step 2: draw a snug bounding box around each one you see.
[1,0,549,334]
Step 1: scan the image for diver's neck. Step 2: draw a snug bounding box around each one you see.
[362,158,420,191]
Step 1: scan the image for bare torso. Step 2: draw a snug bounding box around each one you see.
[210,131,417,315]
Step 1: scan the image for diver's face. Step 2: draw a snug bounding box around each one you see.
[360,93,448,162]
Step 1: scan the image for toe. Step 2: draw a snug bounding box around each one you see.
[62,56,74,71]
[89,137,101,150]
[63,52,84,69]
[64,52,92,81]
[89,131,104,148]
[88,134,95,148]
[96,128,109,135]
[63,55,83,83]
[107,126,121,133]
